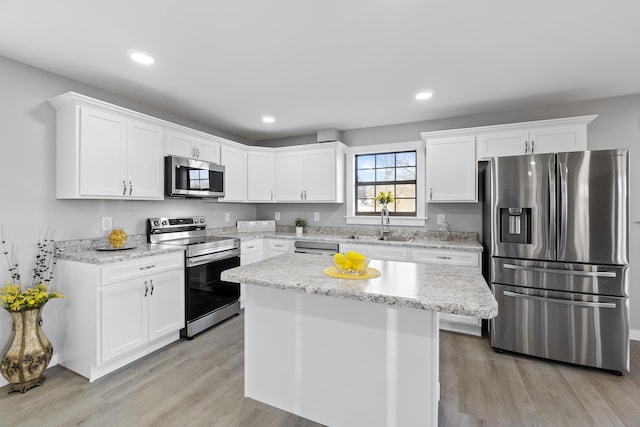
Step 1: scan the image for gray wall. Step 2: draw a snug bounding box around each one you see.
[258,94,640,336]
[0,55,257,371]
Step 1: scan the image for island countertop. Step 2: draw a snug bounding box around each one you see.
[222,252,497,319]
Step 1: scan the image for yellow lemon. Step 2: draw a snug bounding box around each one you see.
[346,251,366,261]
[333,253,345,265]
[343,259,353,270]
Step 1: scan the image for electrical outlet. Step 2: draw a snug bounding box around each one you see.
[275,212,281,221]
[437,214,446,225]
[101,216,113,231]
[225,213,230,222]
[314,212,320,221]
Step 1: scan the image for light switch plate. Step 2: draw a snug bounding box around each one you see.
[314,212,320,221]
[437,214,446,225]
[225,213,230,222]
[275,212,281,221]
[101,216,113,231]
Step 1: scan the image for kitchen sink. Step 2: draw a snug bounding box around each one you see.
[378,236,415,242]
[346,235,415,243]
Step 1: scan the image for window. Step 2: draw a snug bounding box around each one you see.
[355,151,417,216]
[345,141,426,227]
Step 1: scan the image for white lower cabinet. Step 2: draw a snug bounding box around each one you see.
[240,239,264,308]
[339,243,409,261]
[410,248,482,336]
[340,242,482,336]
[264,239,293,259]
[57,252,185,382]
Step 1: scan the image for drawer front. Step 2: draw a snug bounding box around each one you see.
[101,252,183,286]
[241,239,263,254]
[411,249,479,267]
[267,239,291,252]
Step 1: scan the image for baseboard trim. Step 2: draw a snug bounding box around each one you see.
[630,329,640,342]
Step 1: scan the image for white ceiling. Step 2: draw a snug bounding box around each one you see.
[1,1,639,141]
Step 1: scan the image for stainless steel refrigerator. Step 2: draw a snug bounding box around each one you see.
[489,149,629,373]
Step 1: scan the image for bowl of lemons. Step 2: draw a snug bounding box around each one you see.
[332,251,370,275]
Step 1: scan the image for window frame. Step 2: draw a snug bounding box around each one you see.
[345,141,426,226]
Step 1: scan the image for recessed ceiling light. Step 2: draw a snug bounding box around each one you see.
[129,52,155,65]
[262,116,275,124]
[415,91,433,100]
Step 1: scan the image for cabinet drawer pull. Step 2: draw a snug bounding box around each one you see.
[139,264,156,270]
[246,245,255,249]
[436,256,452,260]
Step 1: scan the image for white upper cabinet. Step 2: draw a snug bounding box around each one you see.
[425,136,477,203]
[166,129,220,164]
[49,92,165,200]
[220,143,248,202]
[476,115,596,160]
[274,142,346,203]
[247,149,275,202]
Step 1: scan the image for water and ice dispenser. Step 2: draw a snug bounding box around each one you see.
[499,207,531,244]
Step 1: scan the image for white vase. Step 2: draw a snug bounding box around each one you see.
[296,226,304,235]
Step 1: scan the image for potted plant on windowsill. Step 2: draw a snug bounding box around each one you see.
[295,218,307,236]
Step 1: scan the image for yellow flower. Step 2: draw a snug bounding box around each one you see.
[0,282,64,312]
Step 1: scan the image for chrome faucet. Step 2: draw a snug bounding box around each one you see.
[380,205,390,238]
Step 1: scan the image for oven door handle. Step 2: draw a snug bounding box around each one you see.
[503,290,617,309]
[187,249,241,267]
[503,263,617,278]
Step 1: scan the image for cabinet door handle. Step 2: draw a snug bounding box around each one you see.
[271,190,273,200]
[531,140,535,153]
[525,141,529,153]
[301,190,304,200]
[150,279,154,295]
[144,281,149,297]
[129,180,133,196]
[429,188,433,200]
[304,190,307,200]
[122,180,127,196]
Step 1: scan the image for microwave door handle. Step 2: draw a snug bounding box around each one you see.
[558,162,568,255]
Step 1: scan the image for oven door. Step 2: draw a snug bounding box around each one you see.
[185,254,240,324]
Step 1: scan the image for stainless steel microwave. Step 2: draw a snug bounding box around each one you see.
[165,156,225,198]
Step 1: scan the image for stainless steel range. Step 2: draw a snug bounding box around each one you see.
[148,216,241,338]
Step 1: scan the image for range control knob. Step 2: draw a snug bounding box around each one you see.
[161,220,168,226]
[153,220,160,227]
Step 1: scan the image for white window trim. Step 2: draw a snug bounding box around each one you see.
[345,140,426,226]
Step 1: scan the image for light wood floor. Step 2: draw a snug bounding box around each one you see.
[1,313,638,426]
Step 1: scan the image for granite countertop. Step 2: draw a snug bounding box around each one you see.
[215,231,483,252]
[56,243,184,265]
[221,253,497,318]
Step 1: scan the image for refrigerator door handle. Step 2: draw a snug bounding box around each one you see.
[548,159,556,258]
[503,290,617,309]
[503,263,617,278]
[558,162,569,255]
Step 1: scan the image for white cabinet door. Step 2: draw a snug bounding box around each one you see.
[264,239,292,259]
[195,137,220,164]
[166,129,197,159]
[220,145,247,202]
[127,119,164,199]
[476,129,529,159]
[275,151,304,201]
[148,270,185,342]
[426,136,477,202]
[79,107,127,197]
[305,148,337,201]
[528,125,587,154]
[101,279,148,362]
[247,150,275,202]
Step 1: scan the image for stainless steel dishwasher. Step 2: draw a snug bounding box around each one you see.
[294,241,339,255]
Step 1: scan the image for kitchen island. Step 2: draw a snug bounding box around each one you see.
[222,253,497,427]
